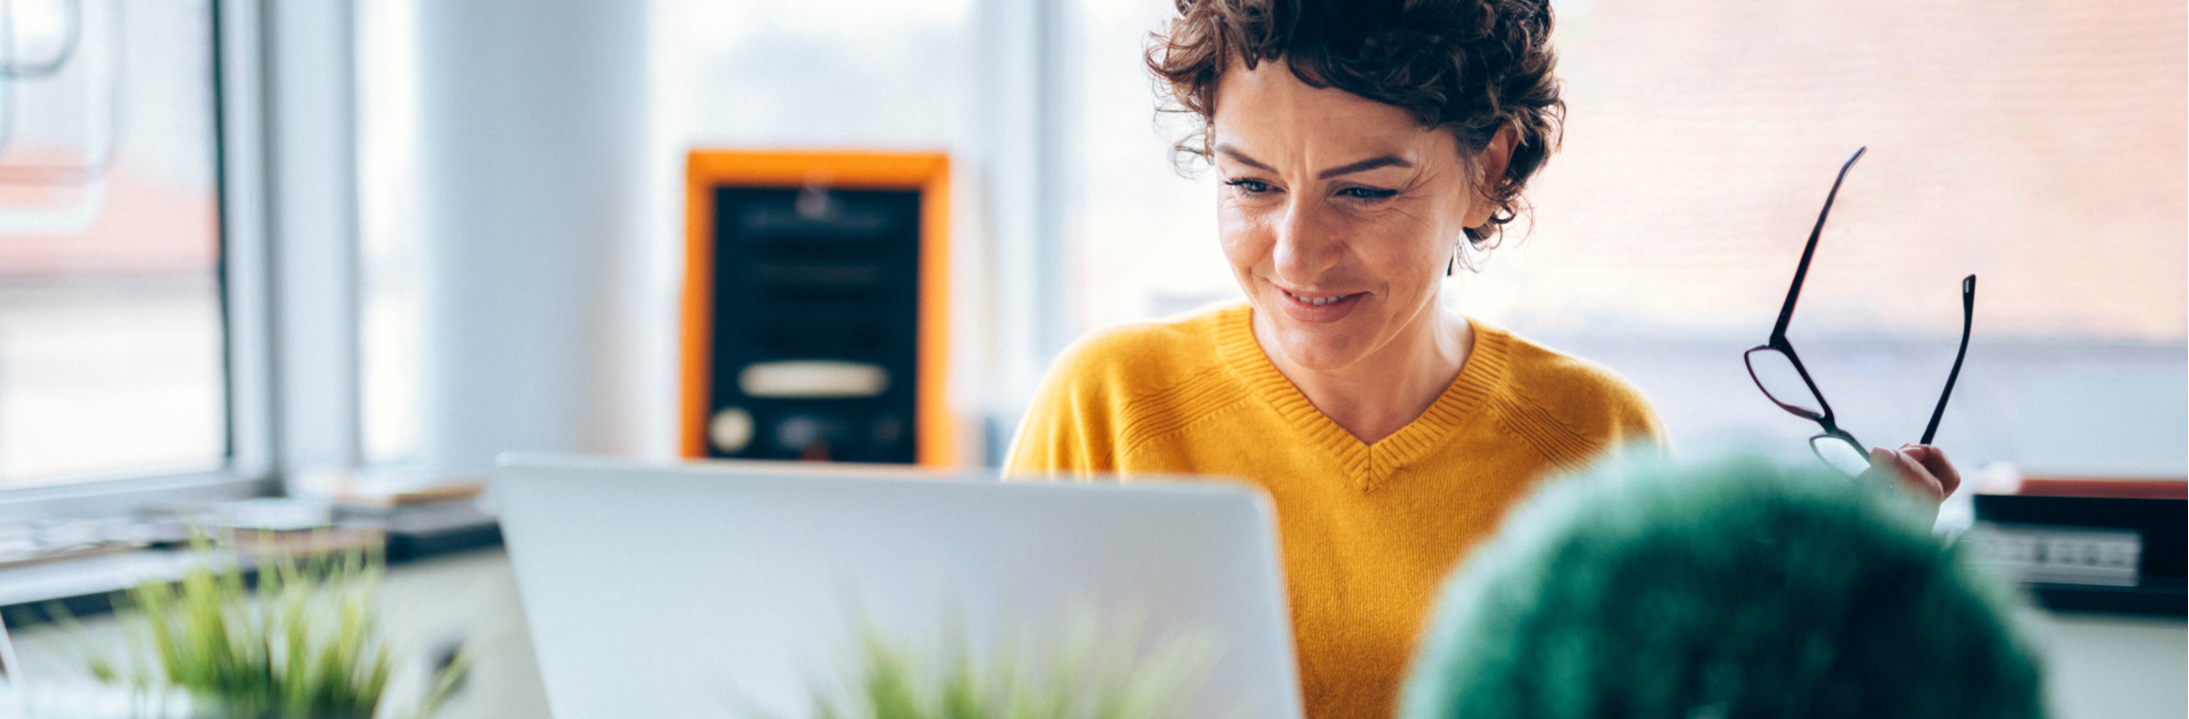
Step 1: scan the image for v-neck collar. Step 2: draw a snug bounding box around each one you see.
[1210,303,1513,492]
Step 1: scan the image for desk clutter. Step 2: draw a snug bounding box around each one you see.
[0,484,500,629]
[1965,481,2186,617]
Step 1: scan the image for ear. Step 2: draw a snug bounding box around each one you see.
[1463,124,1521,229]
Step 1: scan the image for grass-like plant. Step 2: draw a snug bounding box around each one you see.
[801,606,1220,719]
[86,533,467,719]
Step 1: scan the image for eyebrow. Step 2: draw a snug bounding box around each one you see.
[1215,144,1278,172]
[1214,144,1414,180]
[1315,155,1412,179]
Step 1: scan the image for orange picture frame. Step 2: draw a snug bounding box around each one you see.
[682,150,956,467]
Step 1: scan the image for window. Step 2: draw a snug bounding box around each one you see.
[1072,0,1233,328]
[674,0,970,149]
[356,0,422,467]
[1069,0,2187,477]
[0,0,227,487]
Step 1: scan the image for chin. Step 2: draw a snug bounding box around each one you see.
[1268,315,1376,371]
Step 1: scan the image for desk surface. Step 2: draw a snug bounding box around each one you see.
[2022,609,2188,719]
[7,550,2183,719]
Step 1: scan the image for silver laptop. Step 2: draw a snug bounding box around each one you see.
[492,454,1304,719]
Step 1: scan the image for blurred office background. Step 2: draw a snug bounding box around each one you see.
[0,0,2179,493]
[0,0,2180,715]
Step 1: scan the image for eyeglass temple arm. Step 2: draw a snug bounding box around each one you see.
[1772,147,1868,341]
[1921,275,1976,444]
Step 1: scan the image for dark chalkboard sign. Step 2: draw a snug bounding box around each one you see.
[682,152,955,466]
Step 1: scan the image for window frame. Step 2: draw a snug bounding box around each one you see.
[0,0,364,521]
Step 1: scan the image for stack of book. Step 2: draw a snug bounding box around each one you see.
[332,480,501,561]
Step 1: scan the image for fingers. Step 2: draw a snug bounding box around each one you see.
[1868,446,1944,504]
[1900,444,1962,498]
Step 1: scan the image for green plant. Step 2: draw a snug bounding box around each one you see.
[1402,454,2047,719]
[802,606,1220,719]
[89,533,467,719]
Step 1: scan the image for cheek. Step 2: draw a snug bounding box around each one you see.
[1217,203,1275,273]
[1347,208,1452,292]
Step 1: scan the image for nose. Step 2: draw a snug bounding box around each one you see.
[1271,197,1340,286]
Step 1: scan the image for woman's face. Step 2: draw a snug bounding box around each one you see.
[1211,59,1504,372]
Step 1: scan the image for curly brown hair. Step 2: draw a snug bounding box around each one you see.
[1147,0,1564,245]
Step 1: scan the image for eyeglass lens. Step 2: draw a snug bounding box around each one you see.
[1810,435,1870,477]
[1744,347,1824,419]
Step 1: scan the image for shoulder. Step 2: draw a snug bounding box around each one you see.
[1038,301,1242,398]
[1482,323,1667,451]
[1005,302,1247,474]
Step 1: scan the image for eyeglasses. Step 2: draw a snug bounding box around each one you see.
[1745,146,1976,476]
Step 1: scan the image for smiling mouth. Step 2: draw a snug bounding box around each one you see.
[1281,289,1362,307]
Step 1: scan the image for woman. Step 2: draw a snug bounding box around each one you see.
[1005,1,1961,717]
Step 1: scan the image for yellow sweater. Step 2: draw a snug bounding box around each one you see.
[1004,302,1664,719]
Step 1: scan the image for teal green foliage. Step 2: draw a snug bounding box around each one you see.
[91,533,467,719]
[1401,455,2047,719]
[803,607,1215,719]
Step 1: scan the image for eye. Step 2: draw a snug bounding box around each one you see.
[1338,186,1398,200]
[1225,178,1274,194]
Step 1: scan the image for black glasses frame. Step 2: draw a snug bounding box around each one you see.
[1744,146,1976,472]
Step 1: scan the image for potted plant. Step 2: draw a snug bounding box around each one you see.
[800,606,1218,719]
[85,534,467,719]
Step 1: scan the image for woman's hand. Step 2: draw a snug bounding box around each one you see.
[1860,444,1962,510]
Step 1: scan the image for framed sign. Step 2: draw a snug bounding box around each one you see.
[683,151,955,466]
